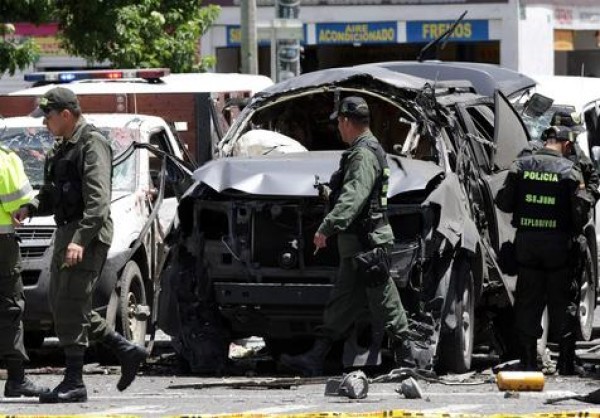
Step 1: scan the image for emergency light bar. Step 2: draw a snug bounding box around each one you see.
[24,68,170,83]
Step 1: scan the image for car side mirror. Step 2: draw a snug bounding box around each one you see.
[522,93,554,118]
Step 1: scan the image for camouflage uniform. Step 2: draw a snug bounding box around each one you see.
[32,118,113,349]
[316,131,408,342]
[26,86,146,403]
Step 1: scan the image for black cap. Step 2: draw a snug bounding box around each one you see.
[30,87,81,117]
[330,96,370,122]
[542,125,573,142]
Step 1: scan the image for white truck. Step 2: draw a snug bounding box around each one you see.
[0,113,194,349]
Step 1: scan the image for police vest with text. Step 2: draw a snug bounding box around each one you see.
[329,136,389,234]
[514,157,575,232]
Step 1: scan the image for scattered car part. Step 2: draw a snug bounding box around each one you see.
[324,370,369,400]
[545,388,600,405]
[167,376,327,390]
[395,377,424,399]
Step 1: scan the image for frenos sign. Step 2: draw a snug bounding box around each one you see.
[407,20,489,42]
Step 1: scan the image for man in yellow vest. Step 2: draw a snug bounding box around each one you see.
[0,145,49,397]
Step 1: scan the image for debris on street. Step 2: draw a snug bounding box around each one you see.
[167,376,328,390]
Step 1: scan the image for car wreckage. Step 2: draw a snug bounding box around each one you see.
[156,65,597,375]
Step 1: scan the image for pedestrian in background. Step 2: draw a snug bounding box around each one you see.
[0,144,49,398]
[280,96,414,376]
[14,87,147,403]
[496,125,591,374]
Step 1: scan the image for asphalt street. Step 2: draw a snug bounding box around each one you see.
[1,310,599,417]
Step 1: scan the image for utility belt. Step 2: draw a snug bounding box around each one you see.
[347,211,388,236]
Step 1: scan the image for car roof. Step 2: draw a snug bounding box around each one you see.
[257,65,474,98]
[532,75,600,113]
[357,61,536,98]
[9,73,274,96]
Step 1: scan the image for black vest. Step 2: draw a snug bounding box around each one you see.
[329,135,389,232]
[514,155,575,232]
[46,124,102,225]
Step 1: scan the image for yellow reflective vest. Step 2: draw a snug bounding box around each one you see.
[0,146,35,233]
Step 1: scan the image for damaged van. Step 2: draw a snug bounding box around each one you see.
[156,65,575,374]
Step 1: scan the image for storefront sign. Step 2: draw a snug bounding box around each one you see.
[210,0,508,5]
[226,25,273,46]
[406,20,489,42]
[316,22,396,44]
[554,6,600,29]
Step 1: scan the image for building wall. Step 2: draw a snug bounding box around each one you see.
[201,1,521,73]
[518,5,555,77]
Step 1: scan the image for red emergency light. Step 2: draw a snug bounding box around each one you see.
[25,68,170,83]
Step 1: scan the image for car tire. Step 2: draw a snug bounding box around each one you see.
[437,257,475,374]
[577,244,596,341]
[119,261,148,347]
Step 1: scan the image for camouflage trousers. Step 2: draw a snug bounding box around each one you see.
[0,234,28,361]
[317,252,409,342]
[50,227,111,350]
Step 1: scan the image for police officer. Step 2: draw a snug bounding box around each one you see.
[551,110,600,203]
[496,125,590,373]
[14,87,147,403]
[0,145,49,398]
[280,96,413,376]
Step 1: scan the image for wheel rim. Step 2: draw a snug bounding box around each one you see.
[126,275,147,344]
[579,261,595,340]
[461,283,473,359]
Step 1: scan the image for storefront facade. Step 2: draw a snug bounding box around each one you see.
[203,0,519,79]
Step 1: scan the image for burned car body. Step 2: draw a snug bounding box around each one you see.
[158,66,533,374]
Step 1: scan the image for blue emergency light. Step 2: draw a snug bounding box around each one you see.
[24,68,170,83]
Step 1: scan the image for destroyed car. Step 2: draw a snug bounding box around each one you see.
[0,114,193,348]
[157,65,588,374]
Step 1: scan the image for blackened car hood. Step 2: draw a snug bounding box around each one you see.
[187,151,443,198]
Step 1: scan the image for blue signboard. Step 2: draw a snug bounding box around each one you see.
[316,22,397,45]
[407,20,489,43]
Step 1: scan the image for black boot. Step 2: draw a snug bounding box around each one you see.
[4,359,50,398]
[393,338,416,369]
[280,338,332,377]
[39,350,87,403]
[557,336,576,376]
[520,342,538,371]
[103,331,147,391]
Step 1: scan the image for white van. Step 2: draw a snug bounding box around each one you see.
[1,113,193,348]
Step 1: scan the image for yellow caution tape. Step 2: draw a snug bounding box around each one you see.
[4,410,599,418]
[167,411,600,418]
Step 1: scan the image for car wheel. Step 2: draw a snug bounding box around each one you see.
[537,307,549,364]
[577,245,596,341]
[119,261,149,347]
[437,257,475,373]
